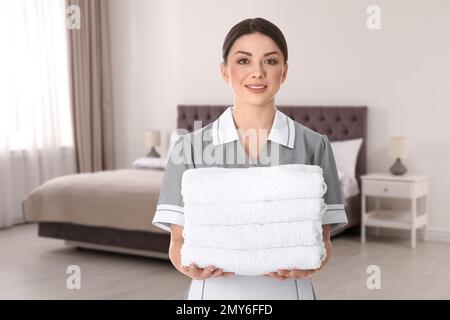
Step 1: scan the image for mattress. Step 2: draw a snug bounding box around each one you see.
[22,169,165,233]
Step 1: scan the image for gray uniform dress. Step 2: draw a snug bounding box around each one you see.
[152,106,348,300]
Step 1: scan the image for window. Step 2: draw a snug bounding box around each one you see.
[0,0,74,151]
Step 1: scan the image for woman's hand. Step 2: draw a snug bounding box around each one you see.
[170,225,234,280]
[181,263,235,280]
[264,238,333,281]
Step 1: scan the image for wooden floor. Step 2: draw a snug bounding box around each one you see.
[1,223,449,299]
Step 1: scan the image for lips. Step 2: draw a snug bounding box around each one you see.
[245,84,268,93]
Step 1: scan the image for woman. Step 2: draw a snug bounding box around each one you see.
[152,17,348,300]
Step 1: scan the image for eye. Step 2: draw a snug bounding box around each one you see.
[265,59,278,65]
[237,58,249,65]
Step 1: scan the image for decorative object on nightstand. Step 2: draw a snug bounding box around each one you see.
[389,136,408,175]
[360,173,430,248]
[145,129,161,158]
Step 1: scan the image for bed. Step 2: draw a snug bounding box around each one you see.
[22,105,367,257]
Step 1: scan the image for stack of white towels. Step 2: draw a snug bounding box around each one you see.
[180,164,328,276]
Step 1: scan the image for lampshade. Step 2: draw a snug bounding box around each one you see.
[145,129,161,148]
[389,136,408,159]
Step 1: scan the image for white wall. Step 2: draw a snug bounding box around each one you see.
[108,0,450,238]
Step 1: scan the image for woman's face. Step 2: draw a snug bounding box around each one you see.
[220,32,288,107]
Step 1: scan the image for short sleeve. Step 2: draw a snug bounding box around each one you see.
[313,134,348,232]
[152,136,190,232]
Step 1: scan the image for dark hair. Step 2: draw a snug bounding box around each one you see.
[222,17,288,65]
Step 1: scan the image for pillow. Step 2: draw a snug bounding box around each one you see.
[330,138,363,183]
[132,157,166,169]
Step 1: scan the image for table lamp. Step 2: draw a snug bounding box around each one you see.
[389,136,408,175]
[145,129,161,158]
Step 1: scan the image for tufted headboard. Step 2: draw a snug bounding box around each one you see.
[177,105,367,188]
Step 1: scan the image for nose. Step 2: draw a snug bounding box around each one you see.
[251,61,266,78]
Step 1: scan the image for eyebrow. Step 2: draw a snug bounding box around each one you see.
[234,51,280,57]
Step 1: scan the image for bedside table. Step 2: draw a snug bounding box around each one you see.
[360,173,431,248]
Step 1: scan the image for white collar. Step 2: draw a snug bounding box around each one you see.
[211,106,295,148]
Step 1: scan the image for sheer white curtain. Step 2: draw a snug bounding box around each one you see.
[0,0,76,228]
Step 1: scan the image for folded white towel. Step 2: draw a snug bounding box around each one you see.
[181,164,327,205]
[180,164,327,276]
[184,198,326,226]
[183,220,323,249]
[181,245,326,276]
